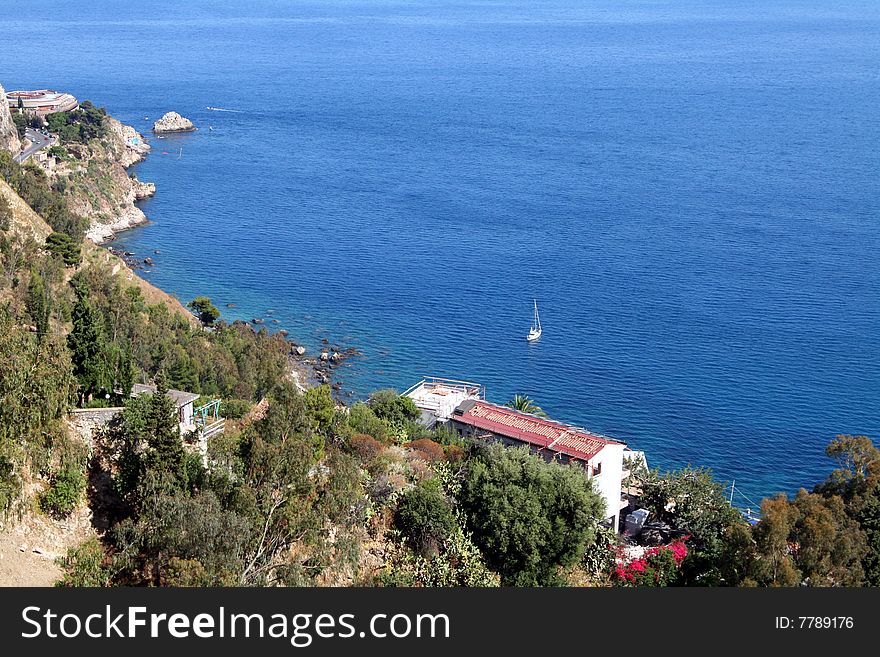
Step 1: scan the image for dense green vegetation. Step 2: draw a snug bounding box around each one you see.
[0,149,89,243]
[46,100,108,145]
[621,435,880,587]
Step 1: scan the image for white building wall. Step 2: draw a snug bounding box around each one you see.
[589,443,625,529]
[181,402,194,427]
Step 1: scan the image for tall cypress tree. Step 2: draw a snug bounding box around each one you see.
[115,343,136,400]
[67,289,109,404]
[26,270,50,338]
[144,372,184,483]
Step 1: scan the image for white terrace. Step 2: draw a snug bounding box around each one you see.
[403,376,485,428]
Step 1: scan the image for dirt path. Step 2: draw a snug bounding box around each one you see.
[0,506,97,587]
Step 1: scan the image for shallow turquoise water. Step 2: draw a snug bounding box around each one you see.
[3,0,879,503]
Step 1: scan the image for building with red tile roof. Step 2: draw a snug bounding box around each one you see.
[450,399,629,528]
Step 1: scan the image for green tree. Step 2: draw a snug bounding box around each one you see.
[395,483,456,557]
[856,484,880,586]
[257,381,324,462]
[367,389,420,426]
[751,490,867,587]
[820,434,880,498]
[67,288,111,403]
[26,270,50,337]
[12,112,27,139]
[505,394,548,417]
[114,343,136,400]
[45,231,81,266]
[188,296,220,326]
[142,372,185,483]
[460,444,605,586]
[304,384,336,434]
[634,466,746,585]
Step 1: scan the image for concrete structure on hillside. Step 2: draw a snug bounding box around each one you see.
[6,89,78,116]
[403,377,485,428]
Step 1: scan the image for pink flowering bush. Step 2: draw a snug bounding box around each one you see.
[613,538,688,587]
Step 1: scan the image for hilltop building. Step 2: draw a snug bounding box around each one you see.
[405,377,638,530]
[6,89,78,116]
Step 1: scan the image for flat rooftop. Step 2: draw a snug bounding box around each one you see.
[6,89,78,112]
[404,377,485,423]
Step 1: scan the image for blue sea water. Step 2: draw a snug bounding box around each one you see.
[2,0,879,504]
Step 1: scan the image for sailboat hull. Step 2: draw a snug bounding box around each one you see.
[527,299,542,341]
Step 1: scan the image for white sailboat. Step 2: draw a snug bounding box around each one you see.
[527,299,542,342]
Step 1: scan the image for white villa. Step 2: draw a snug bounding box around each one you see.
[405,376,642,530]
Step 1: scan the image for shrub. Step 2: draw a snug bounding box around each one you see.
[347,402,389,442]
[56,538,111,587]
[220,398,252,420]
[367,389,420,426]
[349,433,384,463]
[0,195,11,231]
[164,558,212,587]
[304,384,335,433]
[444,444,466,463]
[45,231,81,266]
[408,438,444,463]
[40,466,86,519]
[583,524,619,582]
[613,539,688,587]
[394,484,456,557]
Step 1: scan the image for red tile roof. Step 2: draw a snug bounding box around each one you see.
[453,401,621,461]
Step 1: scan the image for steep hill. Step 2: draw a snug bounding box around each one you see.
[0,84,21,155]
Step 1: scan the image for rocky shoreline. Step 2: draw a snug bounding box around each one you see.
[43,114,157,244]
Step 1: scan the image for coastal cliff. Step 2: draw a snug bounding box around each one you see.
[0,83,22,155]
[44,112,155,243]
[153,111,195,133]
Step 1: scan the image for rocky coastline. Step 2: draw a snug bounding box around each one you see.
[42,114,156,244]
[0,84,21,154]
[222,319,363,395]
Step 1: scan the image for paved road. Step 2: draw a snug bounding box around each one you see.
[14,127,56,164]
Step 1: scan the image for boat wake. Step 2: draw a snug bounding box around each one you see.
[206,106,244,113]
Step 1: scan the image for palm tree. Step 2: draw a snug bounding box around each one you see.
[505,394,548,418]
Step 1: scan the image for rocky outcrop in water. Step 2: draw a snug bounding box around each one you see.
[0,84,22,156]
[153,111,196,134]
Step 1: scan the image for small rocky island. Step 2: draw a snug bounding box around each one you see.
[152,111,196,134]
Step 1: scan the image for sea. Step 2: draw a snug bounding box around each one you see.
[3,0,878,505]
